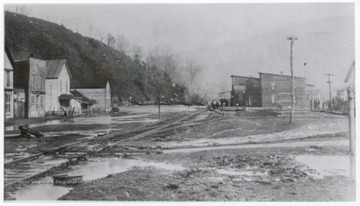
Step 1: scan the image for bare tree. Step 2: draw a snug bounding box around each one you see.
[116,34,129,54]
[95,30,106,44]
[106,33,116,48]
[184,59,202,104]
[131,44,143,61]
[15,5,32,16]
[88,23,94,38]
[146,46,179,73]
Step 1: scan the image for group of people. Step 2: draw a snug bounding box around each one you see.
[208,98,230,110]
[310,99,321,110]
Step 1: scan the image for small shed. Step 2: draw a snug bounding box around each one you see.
[71,78,112,113]
[70,90,95,113]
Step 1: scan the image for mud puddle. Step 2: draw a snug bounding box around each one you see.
[8,177,72,200]
[5,156,68,186]
[8,157,185,200]
[68,157,185,181]
[295,155,351,178]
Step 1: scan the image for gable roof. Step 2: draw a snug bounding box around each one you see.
[46,59,72,79]
[258,72,306,79]
[58,93,74,100]
[231,75,259,80]
[5,45,16,70]
[72,77,109,89]
[71,90,96,105]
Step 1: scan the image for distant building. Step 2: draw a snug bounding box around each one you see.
[305,84,320,110]
[336,89,348,101]
[230,75,261,107]
[14,58,47,118]
[4,47,15,119]
[71,79,112,112]
[259,72,306,109]
[45,59,72,115]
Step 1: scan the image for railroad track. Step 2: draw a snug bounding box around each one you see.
[5,109,222,188]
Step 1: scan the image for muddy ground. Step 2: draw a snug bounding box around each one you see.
[60,110,354,201]
[4,107,356,201]
[60,146,354,201]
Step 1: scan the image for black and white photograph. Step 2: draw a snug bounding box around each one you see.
[2,0,358,203]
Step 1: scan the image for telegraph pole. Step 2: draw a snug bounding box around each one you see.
[325,73,334,110]
[345,60,355,179]
[287,36,297,124]
[157,84,161,119]
[348,87,355,179]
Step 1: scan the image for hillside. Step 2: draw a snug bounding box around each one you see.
[5,11,186,104]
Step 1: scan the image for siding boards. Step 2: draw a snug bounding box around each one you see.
[74,88,111,112]
[260,73,306,109]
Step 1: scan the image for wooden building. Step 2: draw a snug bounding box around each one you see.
[230,75,261,107]
[4,47,15,119]
[14,58,47,118]
[70,90,95,113]
[71,78,112,112]
[45,59,72,115]
[259,72,306,109]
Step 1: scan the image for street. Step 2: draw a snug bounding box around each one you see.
[4,105,355,201]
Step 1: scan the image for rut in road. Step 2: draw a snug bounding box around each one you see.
[4,109,222,189]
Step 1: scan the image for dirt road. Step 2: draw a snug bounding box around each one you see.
[4,107,355,201]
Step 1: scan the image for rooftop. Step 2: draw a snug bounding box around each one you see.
[46,59,72,79]
[72,77,109,89]
[258,72,306,79]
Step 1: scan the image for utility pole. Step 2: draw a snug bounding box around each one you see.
[158,84,161,119]
[344,60,355,179]
[348,87,355,179]
[287,36,297,124]
[188,63,191,109]
[325,73,334,110]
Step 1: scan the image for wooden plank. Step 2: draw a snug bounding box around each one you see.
[4,153,42,167]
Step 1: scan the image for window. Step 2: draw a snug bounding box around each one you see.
[6,71,11,87]
[253,79,258,87]
[66,81,68,93]
[40,73,44,90]
[30,95,35,105]
[40,96,44,107]
[271,82,276,90]
[37,74,41,90]
[5,93,11,113]
[60,80,62,93]
[271,94,276,104]
[32,74,36,90]
[36,96,39,106]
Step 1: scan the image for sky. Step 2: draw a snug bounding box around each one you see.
[4,2,355,99]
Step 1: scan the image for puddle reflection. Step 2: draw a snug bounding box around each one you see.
[295,155,350,178]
